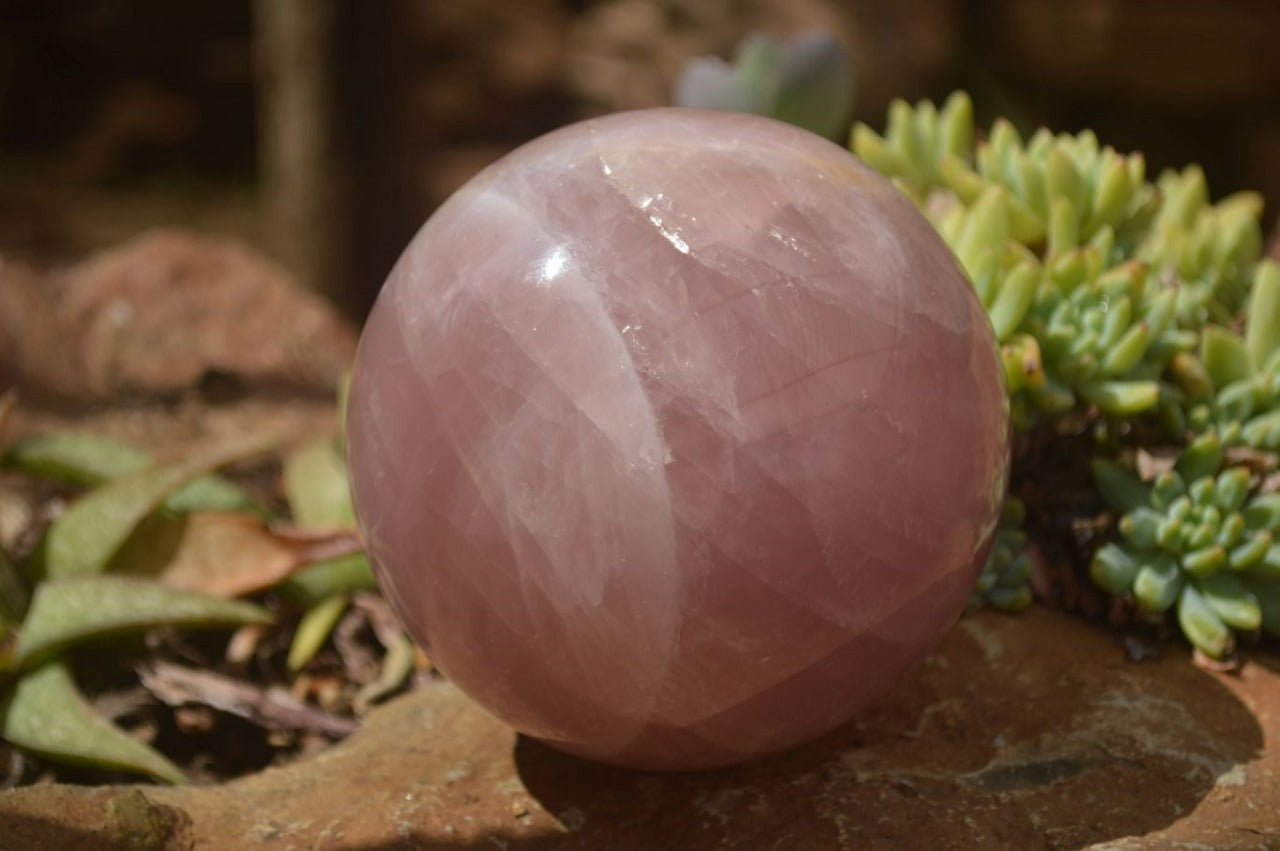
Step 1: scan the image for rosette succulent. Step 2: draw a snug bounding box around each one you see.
[854,95,1280,653]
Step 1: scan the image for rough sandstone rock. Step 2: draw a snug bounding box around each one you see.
[0,229,356,406]
[2,608,1277,849]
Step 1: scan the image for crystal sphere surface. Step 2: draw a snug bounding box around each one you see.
[347,108,1010,770]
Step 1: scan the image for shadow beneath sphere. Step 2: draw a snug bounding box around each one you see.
[503,609,1262,850]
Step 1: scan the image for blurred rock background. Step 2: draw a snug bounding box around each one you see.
[2,0,1279,317]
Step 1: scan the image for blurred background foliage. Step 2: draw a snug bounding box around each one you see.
[2,0,1280,318]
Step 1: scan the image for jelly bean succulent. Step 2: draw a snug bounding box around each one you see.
[854,94,1280,657]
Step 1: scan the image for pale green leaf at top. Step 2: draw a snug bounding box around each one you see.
[2,432,260,515]
[13,575,272,670]
[42,432,278,580]
[0,658,185,783]
[283,438,356,530]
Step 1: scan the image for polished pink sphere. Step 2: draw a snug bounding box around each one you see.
[347,109,1009,770]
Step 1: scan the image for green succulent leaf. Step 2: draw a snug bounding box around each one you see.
[0,659,185,783]
[13,575,272,670]
[1177,584,1233,658]
[1201,326,1255,390]
[1133,555,1182,613]
[1092,458,1150,514]
[1246,261,1280,370]
[1174,432,1224,485]
[1079,380,1160,416]
[1196,573,1262,631]
[1090,543,1139,596]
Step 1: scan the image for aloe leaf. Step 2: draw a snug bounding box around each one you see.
[2,432,259,515]
[283,438,356,529]
[42,433,277,580]
[0,659,185,783]
[13,575,272,670]
[287,592,349,672]
[275,553,377,608]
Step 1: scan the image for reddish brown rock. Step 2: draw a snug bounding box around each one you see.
[1,608,1277,849]
[0,230,356,406]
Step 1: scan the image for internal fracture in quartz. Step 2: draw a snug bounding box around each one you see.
[346,108,1011,770]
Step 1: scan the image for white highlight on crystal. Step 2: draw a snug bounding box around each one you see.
[648,214,690,254]
[536,246,569,285]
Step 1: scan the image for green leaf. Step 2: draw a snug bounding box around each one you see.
[986,259,1039,342]
[1175,432,1224,485]
[1079,380,1160,416]
[1177,584,1232,658]
[1246,261,1280,370]
[275,553,377,608]
[1090,543,1139,596]
[1201,326,1255,390]
[13,576,272,670]
[283,438,356,529]
[2,432,259,515]
[42,433,277,580]
[1091,458,1151,513]
[287,592,349,672]
[774,31,855,139]
[1242,409,1280,450]
[1251,576,1280,637]
[1197,573,1261,631]
[0,658,185,783]
[1133,555,1182,613]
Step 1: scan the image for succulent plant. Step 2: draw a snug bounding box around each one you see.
[1091,436,1280,657]
[674,31,855,139]
[854,94,1280,658]
[971,496,1035,612]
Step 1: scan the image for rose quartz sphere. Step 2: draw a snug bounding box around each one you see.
[347,108,1009,770]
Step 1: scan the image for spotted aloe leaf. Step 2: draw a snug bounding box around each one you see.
[0,659,185,783]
